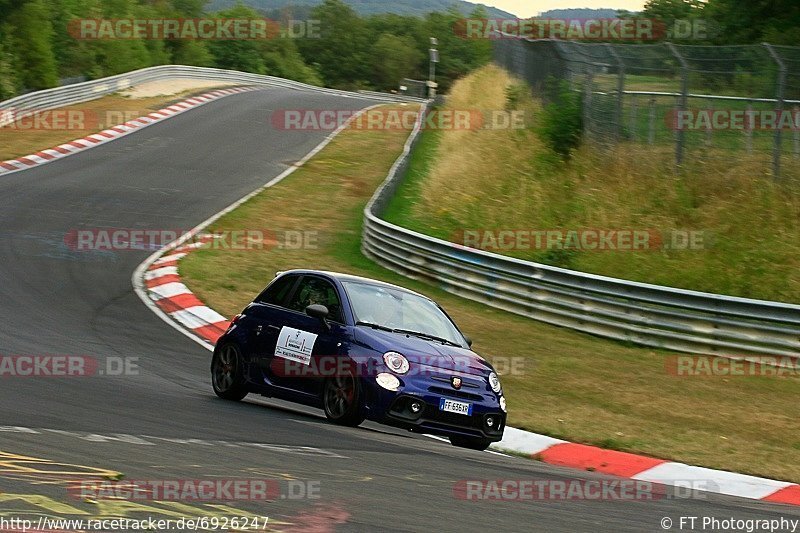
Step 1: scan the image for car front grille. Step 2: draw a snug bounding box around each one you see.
[427,386,483,402]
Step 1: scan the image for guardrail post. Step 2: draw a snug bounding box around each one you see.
[666,43,688,172]
[763,43,786,180]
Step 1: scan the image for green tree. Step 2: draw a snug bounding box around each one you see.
[48,0,100,78]
[134,2,170,67]
[643,0,704,25]
[171,41,214,67]
[261,38,322,85]
[0,26,19,98]
[206,4,267,74]
[705,0,800,44]
[153,0,213,67]
[538,78,583,160]
[422,6,492,93]
[8,0,59,89]
[641,0,705,42]
[92,0,159,76]
[297,0,370,88]
[371,33,422,89]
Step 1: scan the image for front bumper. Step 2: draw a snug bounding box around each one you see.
[364,373,506,441]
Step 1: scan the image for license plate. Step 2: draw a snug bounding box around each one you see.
[439,398,472,416]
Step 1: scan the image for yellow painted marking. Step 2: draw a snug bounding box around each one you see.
[0,493,89,515]
[0,450,122,480]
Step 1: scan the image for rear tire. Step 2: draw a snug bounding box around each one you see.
[449,435,493,451]
[211,343,248,401]
[323,370,365,427]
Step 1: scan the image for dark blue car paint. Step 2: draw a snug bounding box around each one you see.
[214,270,506,441]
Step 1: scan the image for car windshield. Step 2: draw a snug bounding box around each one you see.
[342,281,465,346]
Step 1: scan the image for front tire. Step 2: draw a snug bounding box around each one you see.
[211,343,248,401]
[449,435,493,451]
[323,370,365,427]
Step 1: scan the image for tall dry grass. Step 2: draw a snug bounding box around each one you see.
[405,65,800,302]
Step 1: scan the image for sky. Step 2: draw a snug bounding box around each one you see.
[478,0,647,17]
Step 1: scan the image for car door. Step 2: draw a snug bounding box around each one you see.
[266,275,347,396]
[244,274,300,387]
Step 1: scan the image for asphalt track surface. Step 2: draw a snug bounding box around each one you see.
[0,87,798,532]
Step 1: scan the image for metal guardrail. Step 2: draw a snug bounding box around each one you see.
[10,65,798,360]
[623,90,800,105]
[0,65,425,127]
[362,102,800,361]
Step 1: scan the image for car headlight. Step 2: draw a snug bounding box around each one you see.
[383,352,409,374]
[488,371,501,393]
[500,396,507,412]
[376,372,400,391]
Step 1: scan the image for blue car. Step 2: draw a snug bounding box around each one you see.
[211,270,506,450]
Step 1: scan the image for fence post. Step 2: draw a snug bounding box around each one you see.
[794,105,799,159]
[583,71,594,141]
[606,44,625,142]
[706,100,714,146]
[666,43,688,171]
[648,97,656,145]
[763,43,786,180]
[630,94,638,141]
[745,102,753,154]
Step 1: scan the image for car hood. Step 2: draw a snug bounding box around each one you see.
[354,326,492,376]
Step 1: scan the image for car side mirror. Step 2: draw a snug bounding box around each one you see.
[305,304,330,330]
[463,335,473,347]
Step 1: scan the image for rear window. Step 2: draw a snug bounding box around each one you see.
[256,275,297,306]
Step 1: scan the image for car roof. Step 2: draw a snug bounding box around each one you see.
[277,269,431,301]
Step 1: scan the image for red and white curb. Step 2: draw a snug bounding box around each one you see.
[0,87,256,177]
[132,103,384,350]
[143,235,231,346]
[140,245,800,509]
[494,427,800,506]
[129,98,799,508]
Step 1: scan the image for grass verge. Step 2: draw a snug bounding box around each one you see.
[0,87,235,161]
[180,102,800,483]
[384,65,800,304]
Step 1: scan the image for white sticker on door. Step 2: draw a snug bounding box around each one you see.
[275,326,318,365]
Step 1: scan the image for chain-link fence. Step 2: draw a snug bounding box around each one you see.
[494,38,800,180]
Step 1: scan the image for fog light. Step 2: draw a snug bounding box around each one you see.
[486,416,495,427]
[376,372,400,391]
[410,401,422,413]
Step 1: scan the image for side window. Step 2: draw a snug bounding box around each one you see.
[286,276,344,323]
[256,275,298,306]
